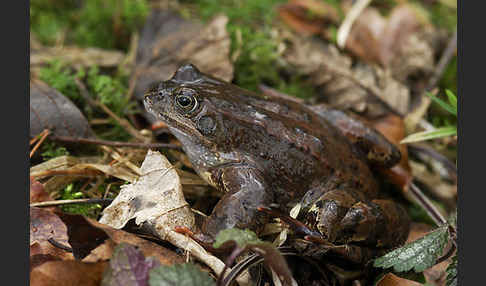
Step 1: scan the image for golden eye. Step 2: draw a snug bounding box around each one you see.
[175,88,198,113]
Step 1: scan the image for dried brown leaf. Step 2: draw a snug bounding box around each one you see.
[377,273,422,286]
[30,207,74,261]
[30,177,53,204]
[30,80,94,138]
[278,4,328,36]
[30,260,108,286]
[281,32,410,116]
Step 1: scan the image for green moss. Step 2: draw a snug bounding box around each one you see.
[40,141,70,161]
[59,183,101,217]
[38,60,134,142]
[39,60,83,103]
[30,0,149,50]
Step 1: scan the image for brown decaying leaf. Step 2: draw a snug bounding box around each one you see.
[30,207,74,263]
[277,0,339,39]
[281,31,410,116]
[345,5,423,67]
[30,260,108,286]
[377,273,422,286]
[30,80,94,139]
[30,177,53,204]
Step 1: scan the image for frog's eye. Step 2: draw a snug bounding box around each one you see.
[175,88,198,113]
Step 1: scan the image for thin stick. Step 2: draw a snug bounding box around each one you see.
[48,238,73,252]
[427,28,457,91]
[49,135,182,150]
[30,198,113,208]
[30,129,49,146]
[435,243,456,265]
[31,169,103,179]
[336,0,372,48]
[409,182,447,226]
[30,129,50,158]
[74,78,147,142]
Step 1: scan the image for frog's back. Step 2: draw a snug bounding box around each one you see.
[200,81,380,201]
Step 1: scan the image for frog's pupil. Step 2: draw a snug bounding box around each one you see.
[177,95,192,107]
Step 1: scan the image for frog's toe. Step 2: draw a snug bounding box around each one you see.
[313,189,366,242]
[336,199,410,248]
[174,226,220,252]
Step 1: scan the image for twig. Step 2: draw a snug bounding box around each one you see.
[31,169,103,179]
[427,28,457,91]
[30,129,50,158]
[435,242,456,265]
[48,238,73,252]
[49,135,182,150]
[409,181,447,226]
[336,0,372,48]
[74,78,147,142]
[30,198,113,208]
[408,143,457,183]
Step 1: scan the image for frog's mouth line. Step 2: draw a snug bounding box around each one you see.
[144,100,213,147]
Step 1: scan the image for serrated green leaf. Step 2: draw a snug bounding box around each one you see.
[445,89,457,110]
[427,92,457,116]
[400,126,457,144]
[213,228,262,248]
[446,255,457,286]
[149,263,215,286]
[374,226,449,273]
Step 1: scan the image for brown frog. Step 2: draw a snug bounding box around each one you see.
[143,64,410,263]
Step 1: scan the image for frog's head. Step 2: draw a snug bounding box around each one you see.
[144,64,230,148]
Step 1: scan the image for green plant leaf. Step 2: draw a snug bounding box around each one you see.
[400,126,457,144]
[445,89,457,111]
[373,225,449,273]
[446,254,457,286]
[149,263,215,286]
[213,228,262,249]
[427,91,457,116]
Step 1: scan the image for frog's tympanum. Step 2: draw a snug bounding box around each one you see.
[144,64,410,264]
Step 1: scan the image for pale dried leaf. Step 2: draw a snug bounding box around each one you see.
[99,150,195,232]
[31,46,124,70]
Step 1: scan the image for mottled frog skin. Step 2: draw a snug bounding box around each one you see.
[144,64,410,261]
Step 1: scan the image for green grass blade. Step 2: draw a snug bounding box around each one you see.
[400,126,457,144]
[445,89,457,110]
[427,92,457,116]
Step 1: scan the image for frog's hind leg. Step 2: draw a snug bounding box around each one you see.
[305,187,410,248]
[309,105,401,168]
[336,199,410,248]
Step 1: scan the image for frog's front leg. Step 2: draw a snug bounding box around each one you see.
[202,165,274,238]
[310,105,401,168]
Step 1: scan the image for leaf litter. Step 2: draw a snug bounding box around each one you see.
[29,1,457,285]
